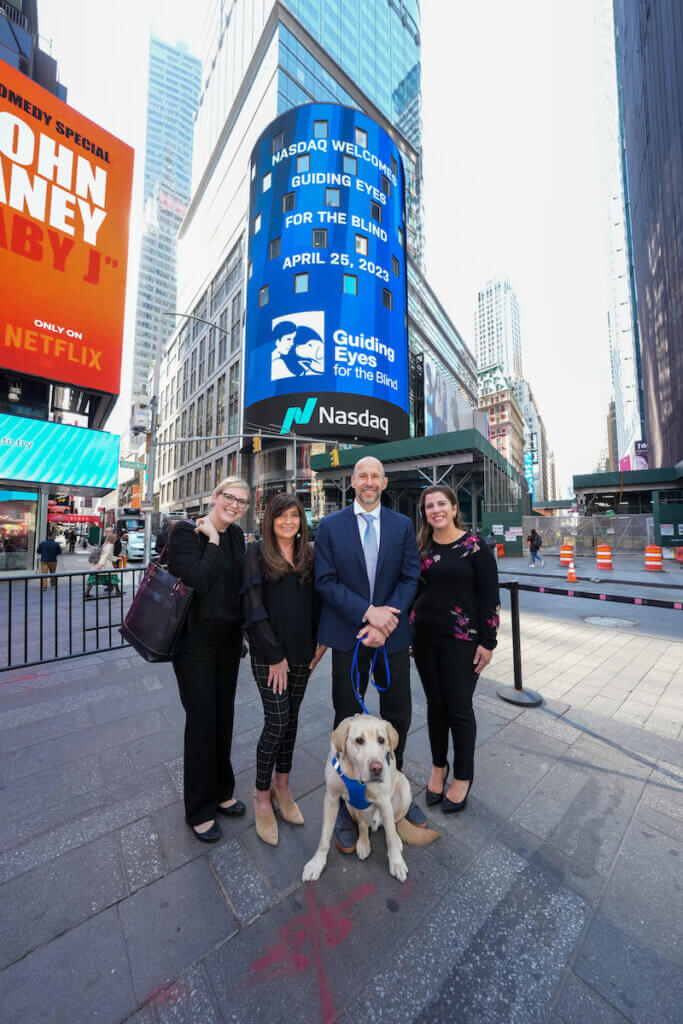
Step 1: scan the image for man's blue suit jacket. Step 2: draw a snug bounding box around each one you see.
[315,504,420,653]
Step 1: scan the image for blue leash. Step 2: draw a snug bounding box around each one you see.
[350,638,390,715]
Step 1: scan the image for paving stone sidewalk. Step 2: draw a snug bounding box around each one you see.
[0,639,681,1024]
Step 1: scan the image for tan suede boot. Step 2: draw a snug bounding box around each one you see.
[253,792,278,846]
[271,786,304,825]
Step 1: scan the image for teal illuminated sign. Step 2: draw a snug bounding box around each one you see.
[0,414,119,490]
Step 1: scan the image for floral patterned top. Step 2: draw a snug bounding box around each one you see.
[411,532,500,650]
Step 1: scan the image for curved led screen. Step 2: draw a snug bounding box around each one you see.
[245,103,409,443]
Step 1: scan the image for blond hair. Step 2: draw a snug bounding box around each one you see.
[212,475,250,499]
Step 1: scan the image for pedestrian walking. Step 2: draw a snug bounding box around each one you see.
[167,477,249,843]
[37,534,62,589]
[85,527,121,597]
[411,485,499,813]
[314,455,424,855]
[485,529,498,561]
[242,493,326,846]
[527,527,545,567]
[67,529,77,553]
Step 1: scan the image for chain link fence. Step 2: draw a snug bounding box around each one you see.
[523,514,654,556]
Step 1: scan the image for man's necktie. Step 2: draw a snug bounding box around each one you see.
[361,513,378,598]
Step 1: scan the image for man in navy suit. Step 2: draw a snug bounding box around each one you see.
[315,455,425,852]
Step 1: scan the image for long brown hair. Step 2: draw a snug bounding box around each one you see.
[417,485,465,557]
[260,492,314,581]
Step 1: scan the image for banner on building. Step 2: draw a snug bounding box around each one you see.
[524,450,535,498]
[0,412,119,490]
[244,104,409,443]
[0,59,134,395]
[634,440,648,470]
[423,353,487,437]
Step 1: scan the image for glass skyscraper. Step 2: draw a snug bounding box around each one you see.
[131,38,201,405]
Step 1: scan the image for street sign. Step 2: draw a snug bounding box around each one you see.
[140,504,153,513]
[120,460,147,470]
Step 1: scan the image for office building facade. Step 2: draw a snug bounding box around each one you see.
[613,0,682,467]
[131,38,201,405]
[157,0,479,523]
[478,365,525,477]
[510,378,549,502]
[593,0,644,466]
[474,277,523,381]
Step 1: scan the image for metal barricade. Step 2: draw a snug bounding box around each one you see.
[0,565,147,672]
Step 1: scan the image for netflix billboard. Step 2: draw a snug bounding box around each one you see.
[0,59,134,396]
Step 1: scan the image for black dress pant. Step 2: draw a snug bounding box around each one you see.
[412,639,478,782]
[172,619,242,826]
[332,645,411,770]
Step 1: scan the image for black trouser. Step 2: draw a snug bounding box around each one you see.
[172,620,242,826]
[251,660,310,791]
[412,640,478,782]
[332,646,411,770]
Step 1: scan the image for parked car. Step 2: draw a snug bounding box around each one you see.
[125,532,145,561]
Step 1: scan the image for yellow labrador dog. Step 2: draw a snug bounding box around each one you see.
[302,715,438,883]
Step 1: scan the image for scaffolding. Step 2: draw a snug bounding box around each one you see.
[523,514,654,555]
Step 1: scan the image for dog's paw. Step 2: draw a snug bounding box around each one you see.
[389,854,408,882]
[356,835,371,860]
[302,854,326,881]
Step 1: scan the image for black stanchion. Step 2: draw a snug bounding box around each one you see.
[497,580,542,708]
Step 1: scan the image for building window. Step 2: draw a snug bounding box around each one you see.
[272,130,284,153]
[343,274,358,296]
[313,228,327,248]
[194,468,201,493]
[398,227,404,248]
[269,237,281,260]
[248,260,253,279]
[259,285,269,307]
[250,162,255,181]
[392,255,400,277]
[371,201,381,223]
[343,155,357,175]
[262,171,272,192]
[355,234,368,255]
[253,212,261,234]
[214,458,223,486]
[355,126,367,148]
[313,119,328,139]
[391,154,397,177]
[296,154,310,173]
[294,272,309,293]
[186,472,192,496]
[204,464,212,492]
[381,173,391,197]
[325,187,340,207]
[282,191,295,213]
[382,288,393,310]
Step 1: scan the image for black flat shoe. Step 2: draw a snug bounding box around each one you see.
[442,782,471,814]
[425,763,449,807]
[216,799,246,818]
[190,821,222,843]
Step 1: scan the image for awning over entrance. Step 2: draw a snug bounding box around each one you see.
[310,429,523,528]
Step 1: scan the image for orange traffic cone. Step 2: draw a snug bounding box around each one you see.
[566,559,577,583]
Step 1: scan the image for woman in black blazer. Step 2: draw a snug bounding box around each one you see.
[167,476,250,842]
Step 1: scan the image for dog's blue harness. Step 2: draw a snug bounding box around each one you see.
[331,750,392,810]
[333,639,392,810]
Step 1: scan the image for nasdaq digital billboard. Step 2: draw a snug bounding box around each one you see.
[0,413,119,491]
[0,58,134,396]
[245,104,409,442]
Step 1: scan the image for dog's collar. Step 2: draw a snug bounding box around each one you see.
[331,751,390,811]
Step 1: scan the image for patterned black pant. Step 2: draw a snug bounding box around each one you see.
[252,660,311,791]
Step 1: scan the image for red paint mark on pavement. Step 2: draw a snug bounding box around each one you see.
[148,981,186,1007]
[242,882,375,1023]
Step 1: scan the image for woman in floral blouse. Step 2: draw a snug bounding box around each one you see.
[411,486,499,813]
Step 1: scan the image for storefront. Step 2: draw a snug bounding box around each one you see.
[0,413,119,575]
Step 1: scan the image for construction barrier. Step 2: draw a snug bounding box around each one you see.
[596,544,613,571]
[497,544,505,559]
[560,542,574,566]
[645,545,664,572]
[504,580,683,611]
[566,560,577,583]
[674,547,683,565]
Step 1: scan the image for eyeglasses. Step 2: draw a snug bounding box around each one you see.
[217,492,250,509]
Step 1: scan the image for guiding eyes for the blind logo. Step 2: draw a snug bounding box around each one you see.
[271,311,325,381]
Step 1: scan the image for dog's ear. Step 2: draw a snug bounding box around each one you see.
[331,717,353,754]
[385,722,400,753]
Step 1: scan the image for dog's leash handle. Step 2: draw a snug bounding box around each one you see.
[351,639,391,714]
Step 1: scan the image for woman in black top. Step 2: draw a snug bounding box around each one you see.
[242,493,326,846]
[168,476,250,843]
[411,485,499,813]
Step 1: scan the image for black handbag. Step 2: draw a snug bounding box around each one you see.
[119,553,193,662]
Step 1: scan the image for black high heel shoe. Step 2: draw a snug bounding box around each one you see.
[425,762,449,807]
[442,780,471,814]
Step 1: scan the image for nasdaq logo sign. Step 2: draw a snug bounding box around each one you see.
[280,398,318,434]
